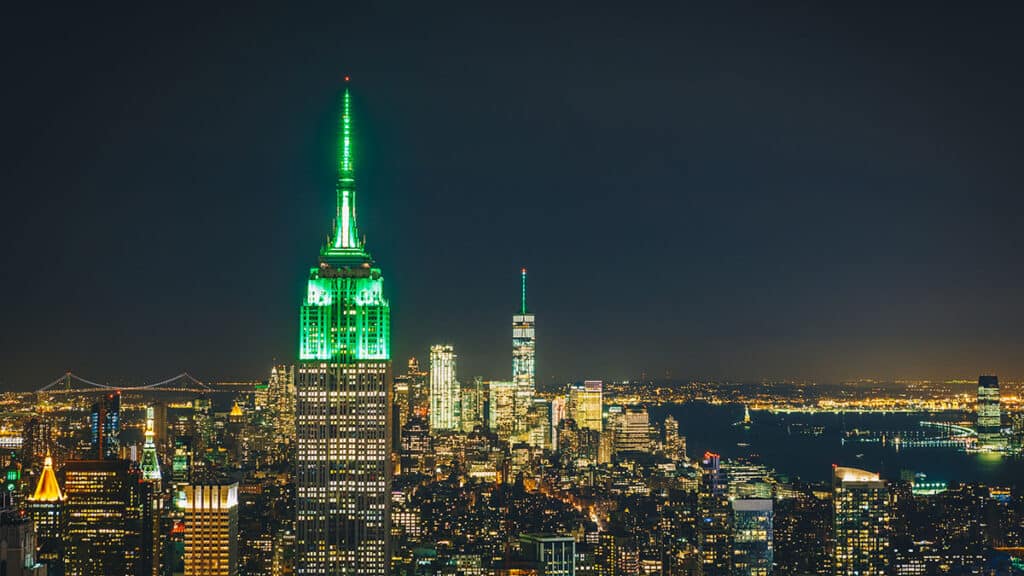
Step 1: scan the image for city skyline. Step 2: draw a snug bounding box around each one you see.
[2,5,1023,574]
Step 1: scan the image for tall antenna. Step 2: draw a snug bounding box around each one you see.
[520,268,527,314]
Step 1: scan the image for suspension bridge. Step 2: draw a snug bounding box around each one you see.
[36,372,220,395]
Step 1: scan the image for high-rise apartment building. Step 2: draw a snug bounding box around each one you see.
[63,459,144,576]
[295,81,392,575]
[977,374,1002,449]
[833,466,890,576]
[662,414,687,460]
[429,345,460,432]
[512,269,536,427]
[699,451,732,576]
[184,483,239,576]
[732,499,773,576]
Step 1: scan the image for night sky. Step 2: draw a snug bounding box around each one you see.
[3,3,1023,390]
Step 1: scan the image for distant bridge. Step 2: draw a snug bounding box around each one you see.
[919,421,976,437]
[842,420,978,449]
[37,372,219,395]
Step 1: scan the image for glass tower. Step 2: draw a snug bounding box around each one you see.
[512,268,536,427]
[295,81,392,575]
[977,374,1002,448]
[569,380,603,432]
[832,466,890,576]
[429,345,459,431]
[732,499,773,576]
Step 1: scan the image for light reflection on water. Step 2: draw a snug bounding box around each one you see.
[652,402,1023,486]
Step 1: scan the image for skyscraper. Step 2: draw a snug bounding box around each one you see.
[184,483,239,576]
[568,381,603,432]
[976,374,1002,449]
[732,499,773,576]
[140,407,162,576]
[833,466,890,576]
[613,405,651,453]
[63,459,144,576]
[141,406,162,489]
[487,380,518,440]
[460,377,487,433]
[512,268,536,426]
[699,451,732,576]
[90,392,121,459]
[26,454,63,576]
[429,345,460,432]
[269,364,296,445]
[295,80,392,575]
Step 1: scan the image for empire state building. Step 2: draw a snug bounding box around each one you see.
[296,80,392,575]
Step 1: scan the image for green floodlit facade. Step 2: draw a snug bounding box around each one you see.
[299,86,390,362]
[296,83,392,576]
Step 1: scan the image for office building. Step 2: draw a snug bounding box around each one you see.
[430,344,460,431]
[526,398,553,449]
[90,392,121,459]
[26,454,63,575]
[732,499,773,576]
[520,533,575,576]
[269,364,296,445]
[833,466,890,576]
[461,377,487,433]
[141,406,162,488]
[488,381,518,440]
[184,483,239,576]
[613,406,651,453]
[0,514,45,576]
[295,81,392,575]
[976,374,1002,448]
[568,381,603,433]
[512,268,536,426]
[63,459,144,576]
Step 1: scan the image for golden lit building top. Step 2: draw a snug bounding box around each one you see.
[834,466,881,483]
[30,455,63,502]
[230,402,244,417]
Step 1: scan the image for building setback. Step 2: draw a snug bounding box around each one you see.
[295,81,392,575]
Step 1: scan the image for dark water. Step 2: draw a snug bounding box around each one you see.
[652,402,1024,487]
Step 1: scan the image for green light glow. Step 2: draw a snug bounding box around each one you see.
[299,272,390,361]
[300,82,390,362]
[334,87,360,250]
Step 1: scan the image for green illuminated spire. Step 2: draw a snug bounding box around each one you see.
[521,267,527,314]
[334,79,360,250]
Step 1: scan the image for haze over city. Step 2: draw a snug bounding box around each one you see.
[3,3,1023,389]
